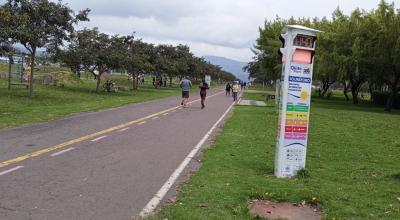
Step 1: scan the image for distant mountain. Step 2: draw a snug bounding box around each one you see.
[203,56,249,82]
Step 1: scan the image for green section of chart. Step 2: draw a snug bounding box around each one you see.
[287,105,309,112]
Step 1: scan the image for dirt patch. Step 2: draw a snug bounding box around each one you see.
[248,200,322,220]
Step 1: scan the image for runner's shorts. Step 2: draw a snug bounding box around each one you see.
[200,92,206,99]
[182,91,189,98]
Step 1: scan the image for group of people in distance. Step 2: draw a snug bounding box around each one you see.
[152,76,167,88]
[179,77,246,110]
[225,81,245,101]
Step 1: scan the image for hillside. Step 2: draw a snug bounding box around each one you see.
[203,56,249,82]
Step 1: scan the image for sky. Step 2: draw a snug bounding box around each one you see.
[52,0,400,62]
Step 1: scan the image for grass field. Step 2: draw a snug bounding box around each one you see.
[0,78,182,129]
[149,94,400,219]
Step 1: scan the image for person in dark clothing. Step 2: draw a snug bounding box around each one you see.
[199,79,210,109]
[225,83,231,96]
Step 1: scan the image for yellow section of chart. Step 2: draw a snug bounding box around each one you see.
[286,112,308,120]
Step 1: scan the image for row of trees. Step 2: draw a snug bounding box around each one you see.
[0,0,236,96]
[59,28,236,92]
[246,0,400,111]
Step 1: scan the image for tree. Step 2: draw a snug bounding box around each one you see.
[154,44,179,86]
[73,28,124,93]
[123,37,153,90]
[58,34,85,78]
[372,0,400,111]
[3,0,89,97]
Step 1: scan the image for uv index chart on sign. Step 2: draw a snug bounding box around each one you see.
[279,60,313,175]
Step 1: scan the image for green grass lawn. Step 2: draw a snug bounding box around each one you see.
[0,78,181,129]
[150,95,400,219]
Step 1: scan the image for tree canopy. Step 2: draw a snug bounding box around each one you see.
[246,0,400,111]
[0,0,238,95]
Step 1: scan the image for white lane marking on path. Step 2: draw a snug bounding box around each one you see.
[91,135,108,142]
[0,166,24,176]
[138,121,147,125]
[162,113,169,116]
[118,127,130,132]
[151,117,159,120]
[171,110,176,113]
[139,100,236,217]
[50,147,75,157]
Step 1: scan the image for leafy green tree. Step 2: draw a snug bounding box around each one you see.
[123,37,154,90]
[72,28,123,92]
[0,6,18,90]
[371,0,400,111]
[3,0,89,97]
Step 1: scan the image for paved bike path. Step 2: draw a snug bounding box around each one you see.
[0,90,235,219]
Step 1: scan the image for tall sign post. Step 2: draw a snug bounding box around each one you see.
[205,75,211,86]
[275,25,321,178]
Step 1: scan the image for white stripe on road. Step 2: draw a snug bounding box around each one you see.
[90,135,108,142]
[0,166,24,176]
[162,113,169,116]
[138,121,147,125]
[50,147,75,157]
[151,117,159,120]
[139,99,236,217]
[118,127,130,132]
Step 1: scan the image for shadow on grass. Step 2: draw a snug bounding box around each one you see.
[312,97,400,116]
[389,173,400,181]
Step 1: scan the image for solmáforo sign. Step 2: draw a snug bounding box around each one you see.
[275,25,321,178]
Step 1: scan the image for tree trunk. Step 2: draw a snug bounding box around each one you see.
[131,73,137,90]
[7,54,12,90]
[384,90,396,112]
[368,82,374,100]
[29,49,36,98]
[96,73,101,93]
[135,75,139,90]
[21,56,24,83]
[385,76,400,112]
[351,84,360,104]
[343,82,350,101]
[169,76,173,87]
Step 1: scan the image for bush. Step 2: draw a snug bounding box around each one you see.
[295,168,310,179]
[371,91,400,109]
[49,71,82,86]
[326,90,333,99]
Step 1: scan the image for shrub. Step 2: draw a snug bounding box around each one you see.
[326,90,333,99]
[371,91,400,109]
[49,71,82,86]
[295,168,310,179]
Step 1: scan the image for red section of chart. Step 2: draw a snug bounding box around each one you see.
[285,126,307,133]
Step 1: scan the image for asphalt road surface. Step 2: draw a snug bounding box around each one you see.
[0,89,236,220]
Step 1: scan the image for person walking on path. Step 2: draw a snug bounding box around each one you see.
[180,76,192,107]
[199,79,210,109]
[232,81,239,101]
[225,83,231,96]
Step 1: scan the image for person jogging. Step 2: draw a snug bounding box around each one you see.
[232,81,239,101]
[180,76,192,107]
[199,79,210,109]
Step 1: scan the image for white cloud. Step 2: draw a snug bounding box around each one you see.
[63,0,398,62]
